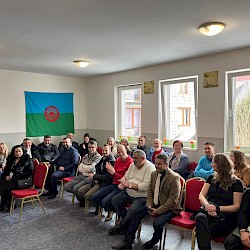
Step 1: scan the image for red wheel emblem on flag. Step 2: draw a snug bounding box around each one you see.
[44,106,60,122]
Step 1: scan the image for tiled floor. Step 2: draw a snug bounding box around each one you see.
[0,192,225,250]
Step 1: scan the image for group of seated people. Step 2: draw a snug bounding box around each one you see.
[0,133,250,250]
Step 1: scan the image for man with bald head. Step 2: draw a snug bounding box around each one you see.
[148,138,168,163]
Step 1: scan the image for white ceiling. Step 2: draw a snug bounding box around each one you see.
[1,0,250,78]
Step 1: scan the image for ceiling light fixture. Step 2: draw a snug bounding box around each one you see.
[198,22,225,36]
[73,60,90,68]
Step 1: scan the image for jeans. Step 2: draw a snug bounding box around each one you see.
[51,170,71,194]
[111,190,147,226]
[92,184,121,211]
[125,204,175,245]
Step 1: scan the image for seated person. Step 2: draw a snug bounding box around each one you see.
[0,145,33,212]
[92,145,133,220]
[224,188,250,250]
[78,133,90,157]
[109,149,155,236]
[58,133,78,152]
[107,137,118,157]
[194,142,215,179]
[196,153,243,250]
[148,138,168,163]
[75,144,116,213]
[37,135,59,162]
[132,135,150,160]
[44,138,79,199]
[64,140,101,202]
[112,153,182,250]
[230,150,250,188]
[120,137,132,155]
[168,140,189,179]
[22,138,39,159]
[0,143,8,179]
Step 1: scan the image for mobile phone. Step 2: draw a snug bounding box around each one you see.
[147,207,153,212]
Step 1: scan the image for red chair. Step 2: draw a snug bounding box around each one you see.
[188,161,198,172]
[162,177,205,250]
[59,155,81,202]
[10,162,49,222]
[32,158,39,181]
[97,147,103,155]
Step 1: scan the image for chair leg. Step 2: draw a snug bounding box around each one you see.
[9,196,15,215]
[115,214,120,225]
[160,225,167,250]
[191,227,196,250]
[72,194,75,204]
[180,227,184,239]
[98,207,103,221]
[19,199,24,222]
[137,223,142,238]
[84,200,89,212]
[37,196,46,214]
[59,182,64,199]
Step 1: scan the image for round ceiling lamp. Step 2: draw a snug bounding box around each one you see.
[73,60,90,68]
[198,22,225,36]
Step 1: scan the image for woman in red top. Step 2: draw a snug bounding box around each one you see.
[92,145,133,221]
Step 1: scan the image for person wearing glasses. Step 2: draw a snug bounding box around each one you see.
[64,140,101,206]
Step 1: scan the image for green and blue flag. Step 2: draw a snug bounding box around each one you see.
[25,91,74,137]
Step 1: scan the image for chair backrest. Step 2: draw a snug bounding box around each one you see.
[184,177,205,211]
[33,163,48,190]
[97,147,103,155]
[179,175,185,203]
[188,161,198,172]
[32,158,39,180]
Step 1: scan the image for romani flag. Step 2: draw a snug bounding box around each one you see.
[25,91,74,137]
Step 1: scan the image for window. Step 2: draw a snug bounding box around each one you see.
[178,107,191,126]
[179,83,188,94]
[115,84,141,141]
[159,76,198,148]
[225,70,250,154]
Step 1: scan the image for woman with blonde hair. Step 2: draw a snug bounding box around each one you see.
[0,143,8,178]
[230,150,250,188]
[196,153,244,250]
[107,137,118,157]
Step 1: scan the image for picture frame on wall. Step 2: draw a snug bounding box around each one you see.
[144,80,154,94]
[203,71,218,88]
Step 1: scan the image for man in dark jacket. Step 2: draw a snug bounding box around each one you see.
[44,137,79,199]
[37,135,59,162]
[132,136,150,160]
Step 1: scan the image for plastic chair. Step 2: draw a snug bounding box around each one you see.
[59,155,81,202]
[10,162,49,222]
[162,177,205,250]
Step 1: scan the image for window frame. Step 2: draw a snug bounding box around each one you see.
[159,76,198,149]
[225,68,250,155]
[114,83,141,142]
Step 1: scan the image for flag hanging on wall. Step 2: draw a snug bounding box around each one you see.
[25,91,74,137]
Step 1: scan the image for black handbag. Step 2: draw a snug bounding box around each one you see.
[17,177,33,189]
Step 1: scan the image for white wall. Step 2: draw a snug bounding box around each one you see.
[85,47,250,159]
[0,69,86,148]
